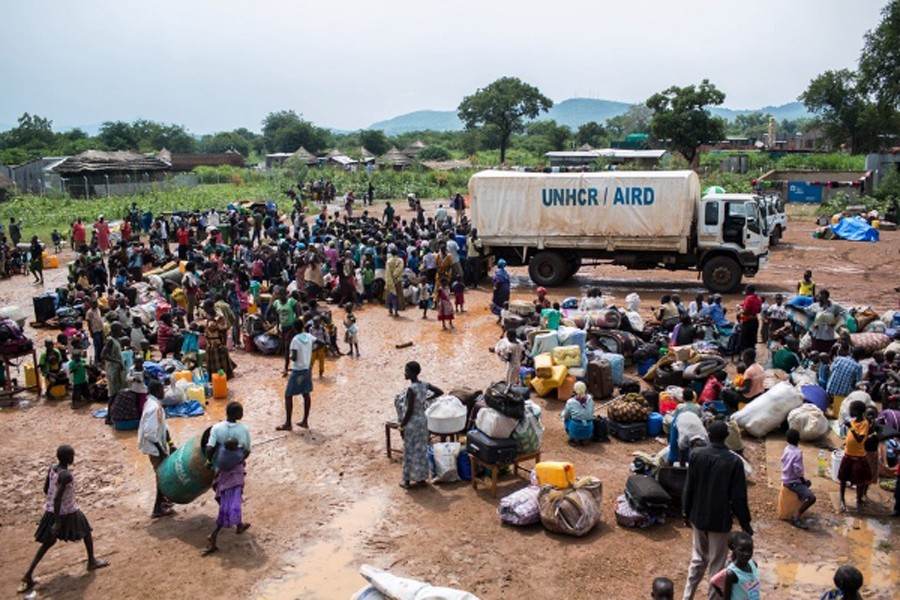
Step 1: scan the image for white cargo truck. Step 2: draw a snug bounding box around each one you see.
[468,170,769,293]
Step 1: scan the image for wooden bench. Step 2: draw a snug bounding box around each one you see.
[469,451,541,498]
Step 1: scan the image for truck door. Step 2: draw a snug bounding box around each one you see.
[723,202,746,248]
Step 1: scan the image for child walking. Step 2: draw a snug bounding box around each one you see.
[838,400,872,512]
[781,428,817,528]
[19,445,109,592]
[343,303,360,357]
[451,276,466,313]
[710,531,760,600]
[436,278,454,330]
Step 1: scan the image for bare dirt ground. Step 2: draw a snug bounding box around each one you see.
[0,211,897,599]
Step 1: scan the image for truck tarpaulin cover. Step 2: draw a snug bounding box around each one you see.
[830,216,879,242]
[468,170,699,242]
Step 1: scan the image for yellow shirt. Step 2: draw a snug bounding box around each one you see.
[844,419,869,458]
[797,279,815,297]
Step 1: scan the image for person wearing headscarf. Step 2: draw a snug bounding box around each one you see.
[561,381,594,445]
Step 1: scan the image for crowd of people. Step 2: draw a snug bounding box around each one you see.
[7,187,899,598]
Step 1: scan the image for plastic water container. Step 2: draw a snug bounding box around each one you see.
[212,372,228,399]
[535,461,576,488]
[659,396,678,415]
[636,357,655,377]
[872,219,880,230]
[831,449,844,483]
[24,364,40,388]
[647,412,663,437]
[186,385,206,403]
[173,370,193,384]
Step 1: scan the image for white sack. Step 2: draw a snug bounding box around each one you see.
[431,442,461,483]
[837,390,876,424]
[733,381,804,437]
[787,404,830,442]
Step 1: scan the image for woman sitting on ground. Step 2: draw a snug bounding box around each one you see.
[561,382,594,446]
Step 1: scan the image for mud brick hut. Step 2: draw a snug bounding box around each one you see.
[53,150,170,198]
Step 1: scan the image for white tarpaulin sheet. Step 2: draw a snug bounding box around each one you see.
[468,170,699,246]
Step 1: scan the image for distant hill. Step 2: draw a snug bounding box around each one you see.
[368,99,812,134]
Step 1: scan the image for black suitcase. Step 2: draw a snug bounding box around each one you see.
[625,474,670,516]
[466,429,518,464]
[607,419,647,442]
[657,466,688,512]
[33,294,57,323]
[484,381,527,420]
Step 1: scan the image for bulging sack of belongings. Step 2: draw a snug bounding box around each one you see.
[787,404,830,442]
[498,485,541,526]
[615,493,653,528]
[850,332,890,356]
[534,353,554,378]
[475,407,519,439]
[531,331,560,357]
[596,352,625,386]
[552,345,583,368]
[733,381,803,437]
[430,442,461,483]
[509,300,536,317]
[357,564,481,600]
[512,404,544,454]
[425,396,467,434]
[838,390,876,424]
[608,393,652,424]
[538,476,603,537]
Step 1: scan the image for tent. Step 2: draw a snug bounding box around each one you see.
[830,216,879,242]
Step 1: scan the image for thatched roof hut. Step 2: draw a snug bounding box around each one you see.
[401,140,426,157]
[54,150,169,175]
[291,146,318,165]
[380,147,413,169]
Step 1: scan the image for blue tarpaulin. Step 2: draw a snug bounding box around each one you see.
[830,216,879,242]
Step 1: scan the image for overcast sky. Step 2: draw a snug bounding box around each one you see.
[0,0,887,134]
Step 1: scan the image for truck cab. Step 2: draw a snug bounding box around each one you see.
[697,193,770,292]
[760,194,787,245]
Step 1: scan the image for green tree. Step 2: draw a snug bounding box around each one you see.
[525,120,572,152]
[199,131,251,156]
[729,112,772,139]
[417,145,452,161]
[457,77,553,164]
[261,110,330,153]
[605,104,652,139]
[575,121,607,148]
[359,129,390,156]
[646,80,726,166]
[859,0,900,109]
[798,69,885,154]
[98,120,140,150]
[3,113,56,149]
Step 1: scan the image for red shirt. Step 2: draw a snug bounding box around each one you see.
[176,229,189,245]
[741,294,762,320]
[72,222,86,243]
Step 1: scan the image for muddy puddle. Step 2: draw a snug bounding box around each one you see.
[764,516,898,597]
[256,494,386,599]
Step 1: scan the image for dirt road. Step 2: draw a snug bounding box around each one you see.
[0,215,897,599]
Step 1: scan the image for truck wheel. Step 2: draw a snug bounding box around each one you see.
[769,225,782,246]
[702,256,742,293]
[529,251,567,287]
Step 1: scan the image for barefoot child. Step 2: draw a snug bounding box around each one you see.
[343,303,360,357]
[203,402,251,555]
[19,445,109,592]
[451,276,465,313]
[781,428,817,528]
[710,531,760,600]
[838,400,872,512]
[436,278,454,330]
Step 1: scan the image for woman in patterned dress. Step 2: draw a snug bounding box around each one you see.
[397,362,444,489]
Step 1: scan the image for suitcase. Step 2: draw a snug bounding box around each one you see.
[33,293,57,323]
[625,474,670,516]
[587,358,614,399]
[591,416,610,442]
[466,429,518,464]
[597,352,625,385]
[607,419,647,442]
[657,466,688,511]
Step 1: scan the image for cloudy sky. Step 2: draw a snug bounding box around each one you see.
[0,0,887,134]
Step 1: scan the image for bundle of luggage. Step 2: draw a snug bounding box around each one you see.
[614,473,674,529]
[498,461,603,537]
[467,382,544,467]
